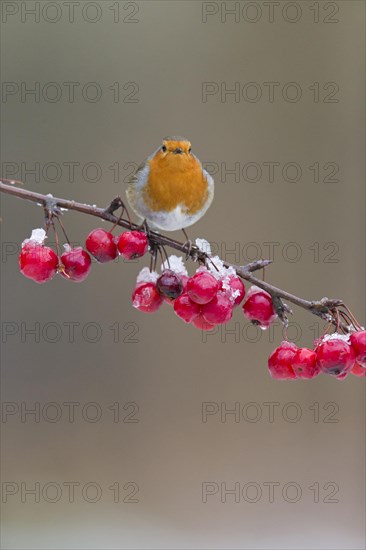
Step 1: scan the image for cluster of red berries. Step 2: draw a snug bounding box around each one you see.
[19,227,148,283]
[133,264,243,329]
[19,229,92,283]
[129,238,278,333]
[268,331,366,380]
[131,254,275,330]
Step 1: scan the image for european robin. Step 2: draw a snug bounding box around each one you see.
[126,137,214,232]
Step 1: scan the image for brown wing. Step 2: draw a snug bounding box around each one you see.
[125,156,151,218]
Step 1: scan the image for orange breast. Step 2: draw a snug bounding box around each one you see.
[143,153,209,215]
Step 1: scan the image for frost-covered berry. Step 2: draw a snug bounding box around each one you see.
[351,362,366,377]
[350,331,366,368]
[86,228,118,263]
[157,269,184,299]
[315,336,355,376]
[117,231,148,260]
[242,286,276,328]
[268,341,298,380]
[19,228,58,284]
[132,282,163,313]
[20,242,58,283]
[192,313,217,331]
[60,246,92,282]
[220,275,245,307]
[291,348,319,379]
[201,292,233,325]
[186,270,219,305]
[173,293,201,323]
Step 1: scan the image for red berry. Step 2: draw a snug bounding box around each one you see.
[242,286,276,328]
[291,348,320,379]
[157,270,184,299]
[60,246,91,282]
[351,362,366,377]
[173,293,200,323]
[316,337,356,376]
[201,292,233,325]
[186,270,219,305]
[19,242,58,284]
[268,341,298,380]
[192,313,217,331]
[86,228,118,263]
[117,231,148,260]
[220,275,245,307]
[350,331,366,368]
[132,282,163,313]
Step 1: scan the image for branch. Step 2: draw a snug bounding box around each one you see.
[0,181,350,330]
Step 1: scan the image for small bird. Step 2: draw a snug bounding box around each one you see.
[126,136,214,232]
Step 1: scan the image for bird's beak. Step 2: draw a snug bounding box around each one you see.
[174,148,183,154]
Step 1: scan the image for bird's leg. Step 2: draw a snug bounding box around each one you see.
[182,229,192,260]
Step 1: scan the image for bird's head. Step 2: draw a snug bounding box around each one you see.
[158,136,192,159]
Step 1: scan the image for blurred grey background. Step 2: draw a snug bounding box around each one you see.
[1,1,365,549]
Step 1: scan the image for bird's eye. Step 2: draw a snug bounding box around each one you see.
[161,145,167,152]
[188,147,192,153]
